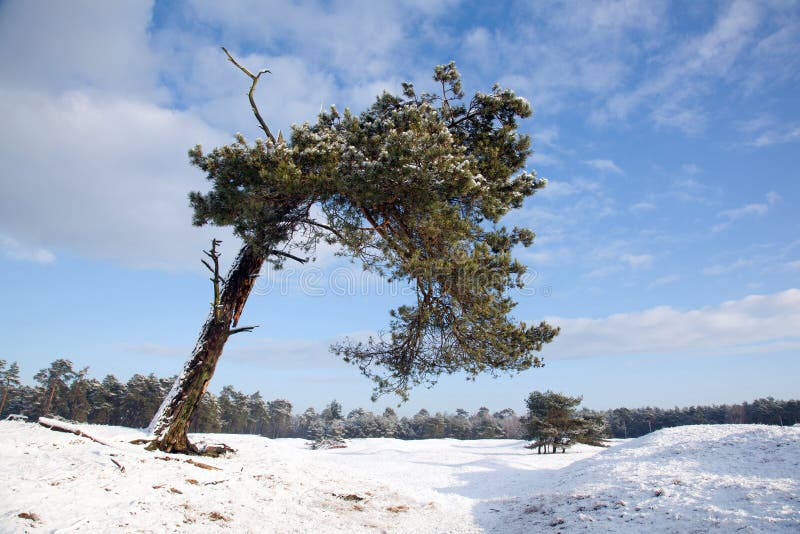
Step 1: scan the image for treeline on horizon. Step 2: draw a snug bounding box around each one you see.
[1,358,798,440]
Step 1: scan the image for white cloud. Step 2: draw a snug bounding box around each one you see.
[650,103,706,135]
[543,288,800,359]
[492,0,667,116]
[620,253,653,268]
[669,178,718,204]
[533,126,560,147]
[126,330,377,370]
[183,48,340,138]
[782,260,800,272]
[0,0,163,100]
[521,247,574,266]
[584,265,620,279]
[648,274,679,288]
[750,124,800,147]
[719,203,770,220]
[765,191,781,204]
[681,163,701,176]
[590,0,770,133]
[584,159,623,174]
[527,126,564,167]
[0,1,246,270]
[712,191,778,233]
[226,337,332,368]
[0,234,55,264]
[183,0,436,82]
[0,88,232,270]
[0,0,794,278]
[0,0,473,272]
[702,258,751,276]
[463,26,492,61]
[630,201,656,212]
[541,179,601,199]
[736,116,800,147]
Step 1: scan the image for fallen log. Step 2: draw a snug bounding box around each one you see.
[38,417,111,447]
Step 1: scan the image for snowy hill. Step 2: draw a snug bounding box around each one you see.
[510,425,800,532]
[1,422,798,533]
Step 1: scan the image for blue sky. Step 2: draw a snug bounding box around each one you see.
[1,0,798,416]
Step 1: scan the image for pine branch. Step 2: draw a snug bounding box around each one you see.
[301,218,345,240]
[268,250,308,264]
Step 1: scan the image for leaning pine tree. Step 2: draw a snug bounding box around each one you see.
[147,49,559,453]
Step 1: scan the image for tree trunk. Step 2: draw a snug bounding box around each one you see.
[43,382,56,416]
[147,244,264,453]
[0,387,7,417]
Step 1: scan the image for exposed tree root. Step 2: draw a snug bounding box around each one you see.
[142,438,236,458]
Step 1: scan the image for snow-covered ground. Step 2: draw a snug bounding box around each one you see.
[1,422,798,533]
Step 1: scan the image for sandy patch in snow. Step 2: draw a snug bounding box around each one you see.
[0,422,798,532]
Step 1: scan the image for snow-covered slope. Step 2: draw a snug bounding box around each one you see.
[1,422,797,533]
[506,425,800,532]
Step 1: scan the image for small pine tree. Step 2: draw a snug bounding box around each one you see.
[266,399,293,438]
[525,390,602,453]
[34,359,79,419]
[0,361,21,417]
[307,419,325,442]
[321,400,343,422]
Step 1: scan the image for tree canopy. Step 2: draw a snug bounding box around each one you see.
[188,61,559,401]
[148,55,558,453]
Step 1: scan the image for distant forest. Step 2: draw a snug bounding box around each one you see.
[2,359,798,440]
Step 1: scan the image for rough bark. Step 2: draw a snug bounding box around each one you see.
[147,243,264,453]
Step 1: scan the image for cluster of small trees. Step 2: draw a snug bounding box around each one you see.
[292,403,529,441]
[0,359,172,428]
[601,398,800,438]
[0,359,528,439]
[3,360,797,443]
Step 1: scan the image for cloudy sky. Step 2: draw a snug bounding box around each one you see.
[1,0,798,415]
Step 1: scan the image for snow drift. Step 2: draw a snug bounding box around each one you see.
[510,425,800,532]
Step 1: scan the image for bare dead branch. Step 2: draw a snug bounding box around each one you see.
[221,46,276,143]
[186,458,222,471]
[229,325,258,335]
[203,239,223,320]
[110,457,126,473]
